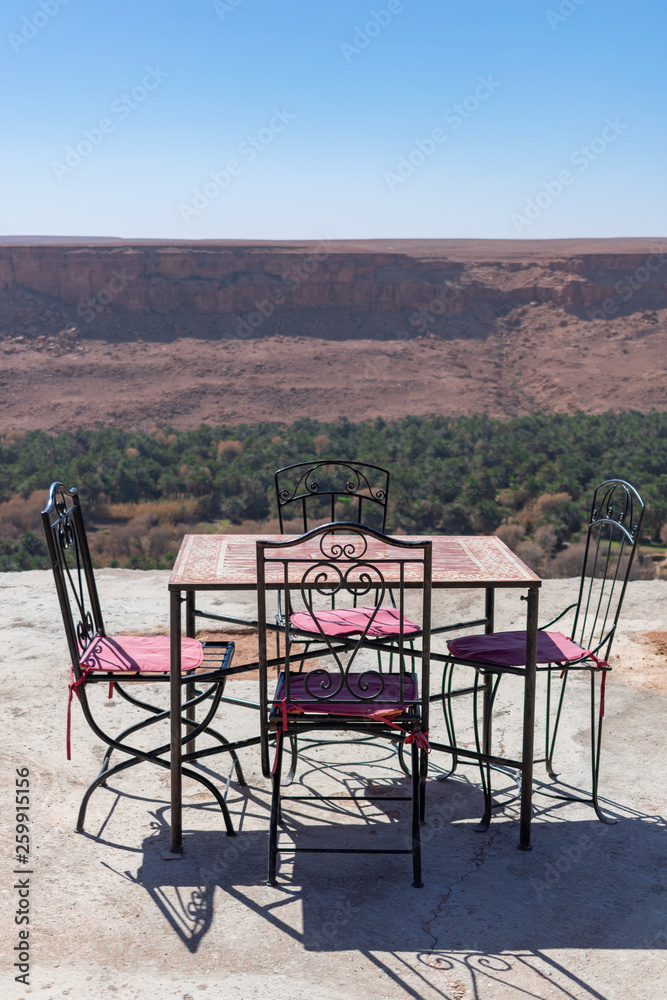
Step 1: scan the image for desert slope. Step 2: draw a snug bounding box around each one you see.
[0,238,665,430]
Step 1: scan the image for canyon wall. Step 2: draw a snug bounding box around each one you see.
[0,238,666,342]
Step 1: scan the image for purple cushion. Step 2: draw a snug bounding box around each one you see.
[275,671,418,717]
[447,630,589,667]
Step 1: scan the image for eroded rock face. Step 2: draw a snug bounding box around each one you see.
[0,238,666,343]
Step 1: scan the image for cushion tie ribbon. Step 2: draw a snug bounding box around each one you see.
[375,713,430,753]
[558,652,610,717]
[67,665,94,761]
[272,697,304,774]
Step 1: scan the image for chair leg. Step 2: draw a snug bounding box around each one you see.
[473,671,492,831]
[419,746,428,825]
[188,722,247,786]
[185,681,197,756]
[104,681,245,784]
[590,670,616,825]
[214,729,248,788]
[546,669,569,779]
[77,746,236,837]
[96,709,170,784]
[97,689,168,775]
[436,660,459,781]
[411,741,423,888]
[281,734,298,786]
[77,755,140,832]
[268,733,284,885]
[396,739,412,777]
[181,764,236,836]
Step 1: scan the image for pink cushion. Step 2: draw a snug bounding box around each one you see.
[447,630,589,667]
[290,606,421,639]
[79,635,204,673]
[275,671,418,717]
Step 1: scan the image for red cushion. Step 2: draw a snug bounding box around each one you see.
[447,630,589,667]
[290,606,420,639]
[79,635,204,673]
[275,671,418,718]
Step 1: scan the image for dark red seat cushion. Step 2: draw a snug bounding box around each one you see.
[447,630,591,667]
[274,670,418,718]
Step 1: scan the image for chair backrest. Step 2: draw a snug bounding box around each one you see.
[274,461,390,532]
[257,522,431,776]
[571,479,645,658]
[41,483,105,678]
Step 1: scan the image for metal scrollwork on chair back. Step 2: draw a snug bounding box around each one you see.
[292,556,388,702]
[257,523,431,782]
[318,526,369,561]
[275,461,390,532]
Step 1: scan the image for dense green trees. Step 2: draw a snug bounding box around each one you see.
[1,411,665,571]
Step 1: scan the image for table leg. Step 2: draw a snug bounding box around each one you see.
[485,587,495,634]
[478,587,496,826]
[169,590,183,857]
[519,585,539,850]
[185,591,196,757]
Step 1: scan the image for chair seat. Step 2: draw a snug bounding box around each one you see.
[289,606,421,639]
[273,670,418,718]
[79,634,204,674]
[447,630,594,667]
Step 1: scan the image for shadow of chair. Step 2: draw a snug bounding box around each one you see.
[118,781,665,1000]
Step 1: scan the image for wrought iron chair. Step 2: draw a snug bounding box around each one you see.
[274,460,390,533]
[42,482,245,836]
[442,479,645,828]
[257,523,431,887]
[274,461,411,780]
[274,460,401,665]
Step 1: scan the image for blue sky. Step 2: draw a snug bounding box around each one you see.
[2,0,665,239]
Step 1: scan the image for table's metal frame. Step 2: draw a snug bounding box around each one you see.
[168,536,540,856]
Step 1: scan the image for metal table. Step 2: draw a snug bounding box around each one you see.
[168,533,540,854]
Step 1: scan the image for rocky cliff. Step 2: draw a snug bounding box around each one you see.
[1,238,666,343]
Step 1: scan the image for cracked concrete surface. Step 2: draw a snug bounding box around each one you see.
[1,571,666,1000]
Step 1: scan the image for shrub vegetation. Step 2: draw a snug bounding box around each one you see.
[1,412,665,573]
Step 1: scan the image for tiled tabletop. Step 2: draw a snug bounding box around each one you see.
[169,533,540,590]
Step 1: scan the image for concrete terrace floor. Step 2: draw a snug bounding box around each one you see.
[1,570,666,1000]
